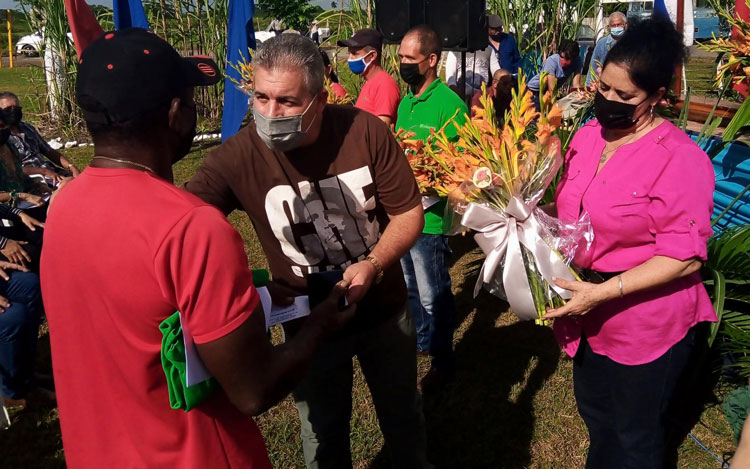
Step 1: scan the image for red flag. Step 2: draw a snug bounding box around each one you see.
[65,0,105,58]
[733,0,750,40]
[734,0,750,97]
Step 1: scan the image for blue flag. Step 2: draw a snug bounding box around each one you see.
[653,0,670,21]
[221,0,256,141]
[113,0,149,30]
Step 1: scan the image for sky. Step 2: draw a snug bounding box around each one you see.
[0,0,332,10]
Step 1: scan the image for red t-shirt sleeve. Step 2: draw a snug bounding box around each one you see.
[371,75,401,121]
[332,83,348,99]
[153,206,259,344]
[357,73,401,121]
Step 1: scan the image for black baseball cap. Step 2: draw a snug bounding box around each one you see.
[337,28,383,51]
[76,28,221,124]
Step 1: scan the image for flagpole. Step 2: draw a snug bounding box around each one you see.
[674,0,684,96]
[7,10,13,68]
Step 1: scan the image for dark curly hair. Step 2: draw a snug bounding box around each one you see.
[603,17,687,95]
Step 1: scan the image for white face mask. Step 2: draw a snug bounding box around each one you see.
[253,96,318,152]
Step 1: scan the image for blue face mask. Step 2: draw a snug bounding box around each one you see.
[611,26,625,38]
[348,52,374,75]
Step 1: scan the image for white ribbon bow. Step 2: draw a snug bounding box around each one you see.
[461,196,576,321]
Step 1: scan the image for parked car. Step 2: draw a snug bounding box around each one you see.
[16,32,74,57]
[577,24,596,80]
[318,27,331,43]
[255,31,276,44]
[626,0,729,41]
[255,27,329,44]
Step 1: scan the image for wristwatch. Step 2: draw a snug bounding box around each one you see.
[365,255,384,284]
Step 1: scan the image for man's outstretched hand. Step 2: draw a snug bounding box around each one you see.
[308,279,356,336]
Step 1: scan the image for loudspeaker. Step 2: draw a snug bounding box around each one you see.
[425,0,487,51]
[375,0,425,44]
[374,0,487,51]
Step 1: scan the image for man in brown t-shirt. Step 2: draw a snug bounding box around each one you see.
[186,34,431,468]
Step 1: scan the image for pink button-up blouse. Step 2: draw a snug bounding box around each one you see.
[553,119,717,365]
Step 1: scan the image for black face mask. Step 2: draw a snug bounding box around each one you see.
[594,92,648,130]
[0,107,22,127]
[173,103,197,164]
[0,128,9,146]
[400,61,426,87]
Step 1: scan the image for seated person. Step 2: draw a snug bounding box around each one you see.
[0,203,44,272]
[471,69,514,120]
[0,91,80,187]
[0,265,55,408]
[527,39,583,109]
[0,113,51,222]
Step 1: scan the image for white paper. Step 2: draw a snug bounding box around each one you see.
[257,286,311,330]
[422,196,441,210]
[179,314,213,387]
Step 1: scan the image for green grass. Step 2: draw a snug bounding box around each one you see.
[0,65,48,128]
[685,56,728,100]
[0,65,739,469]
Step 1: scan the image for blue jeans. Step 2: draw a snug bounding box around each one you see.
[0,272,43,399]
[400,233,456,371]
[292,306,431,469]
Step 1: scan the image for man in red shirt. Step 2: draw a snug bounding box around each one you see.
[40,28,353,468]
[339,29,401,127]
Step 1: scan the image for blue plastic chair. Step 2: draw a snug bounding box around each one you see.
[690,134,750,232]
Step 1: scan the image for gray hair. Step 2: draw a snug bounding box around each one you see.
[255,34,325,97]
[609,11,627,25]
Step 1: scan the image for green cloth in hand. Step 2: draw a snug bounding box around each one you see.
[159,312,217,412]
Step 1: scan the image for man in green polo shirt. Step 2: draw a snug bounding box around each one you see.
[396,24,469,393]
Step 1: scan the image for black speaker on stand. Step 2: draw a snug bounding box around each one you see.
[375,0,425,44]
[425,0,487,52]
[374,0,488,102]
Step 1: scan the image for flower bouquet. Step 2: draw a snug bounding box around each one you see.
[394,126,482,197]
[421,74,592,325]
[700,0,750,87]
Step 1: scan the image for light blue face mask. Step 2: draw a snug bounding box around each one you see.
[348,51,374,75]
[611,26,625,38]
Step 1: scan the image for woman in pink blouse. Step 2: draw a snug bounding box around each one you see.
[544,19,717,469]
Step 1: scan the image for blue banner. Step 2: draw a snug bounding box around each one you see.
[113,0,150,30]
[221,0,256,141]
[653,0,670,21]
